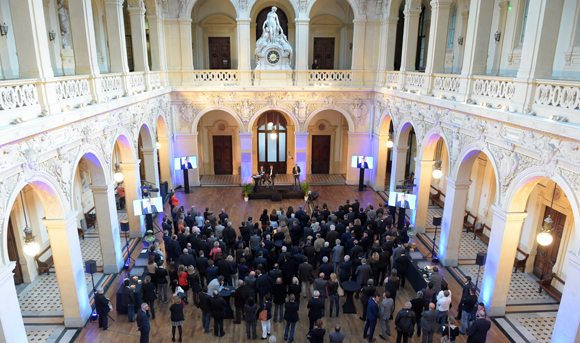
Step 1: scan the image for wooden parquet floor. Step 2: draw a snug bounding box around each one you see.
[74,185,511,343]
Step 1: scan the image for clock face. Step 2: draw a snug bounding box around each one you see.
[267,50,280,64]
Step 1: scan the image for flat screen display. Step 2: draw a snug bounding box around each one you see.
[388,191,417,210]
[174,156,197,170]
[133,197,163,216]
[351,155,374,169]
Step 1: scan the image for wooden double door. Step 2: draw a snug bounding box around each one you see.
[213,135,233,175]
[208,37,231,70]
[311,135,331,174]
[533,207,566,279]
[8,219,23,285]
[313,38,335,70]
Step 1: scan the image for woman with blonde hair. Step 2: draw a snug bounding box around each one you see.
[169,295,185,342]
[288,276,301,305]
[147,255,158,275]
[210,241,222,260]
[328,273,340,317]
[187,265,200,306]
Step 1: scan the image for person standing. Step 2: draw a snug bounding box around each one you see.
[307,290,325,330]
[199,287,212,333]
[410,290,428,337]
[155,265,169,303]
[309,319,326,343]
[122,279,136,322]
[459,288,478,335]
[436,290,452,333]
[466,310,491,343]
[283,294,300,343]
[244,297,259,340]
[420,303,438,343]
[272,277,286,322]
[298,256,315,298]
[169,296,184,342]
[292,164,301,188]
[116,184,125,209]
[94,286,110,330]
[141,276,157,320]
[328,273,340,318]
[378,291,394,339]
[329,324,346,343]
[363,293,380,343]
[136,303,150,343]
[209,289,226,337]
[394,302,416,343]
[259,294,273,339]
[233,280,248,324]
[360,279,376,322]
[455,276,474,320]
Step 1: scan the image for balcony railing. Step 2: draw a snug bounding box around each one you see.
[192,70,239,86]
[472,76,515,100]
[126,71,147,93]
[308,70,353,85]
[0,79,39,111]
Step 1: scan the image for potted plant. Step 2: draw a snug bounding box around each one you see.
[144,230,156,245]
[242,183,252,201]
[300,181,310,201]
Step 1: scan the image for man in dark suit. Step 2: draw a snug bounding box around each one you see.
[363,294,380,343]
[232,280,248,324]
[421,302,439,343]
[467,310,491,343]
[427,267,443,294]
[307,290,325,330]
[292,164,301,187]
[136,303,150,343]
[162,217,173,236]
[456,276,475,320]
[94,286,110,330]
[329,324,346,343]
[339,255,352,282]
[122,279,135,322]
[180,157,192,169]
[284,294,300,343]
[209,290,226,337]
[355,259,372,298]
[357,156,369,169]
[298,256,314,298]
[199,287,212,333]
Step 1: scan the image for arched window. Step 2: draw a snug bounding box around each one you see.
[257,112,287,172]
[416,6,429,71]
[521,0,531,43]
[447,5,457,49]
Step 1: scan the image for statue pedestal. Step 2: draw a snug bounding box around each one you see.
[253,70,294,86]
[61,48,75,76]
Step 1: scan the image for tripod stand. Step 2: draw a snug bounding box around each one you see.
[123,229,135,268]
[425,215,442,263]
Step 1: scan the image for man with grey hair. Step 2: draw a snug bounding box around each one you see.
[436,290,452,333]
[319,256,334,280]
[378,291,394,339]
[329,324,346,343]
[136,303,150,343]
[94,286,110,330]
[223,221,236,255]
[331,239,344,273]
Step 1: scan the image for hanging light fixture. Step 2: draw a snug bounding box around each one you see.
[270,132,277,139]
[114,163,124,183]
[155,141,161,149]
[537,184,557,246]
[386,135,394,148]
[432,160,443,179]
[20,192,40,256]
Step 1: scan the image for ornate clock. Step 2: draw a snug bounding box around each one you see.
[267,50,280,65]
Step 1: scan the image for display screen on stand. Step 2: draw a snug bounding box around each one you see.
[174,156,197,170]
[388,191,417,210]
[133,196,163,216]
[351,155,374,169]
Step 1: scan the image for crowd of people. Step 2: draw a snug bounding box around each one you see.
[104,194,491,343]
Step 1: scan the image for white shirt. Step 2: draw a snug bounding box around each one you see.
[437,290,451,302]
[437,295,451,312]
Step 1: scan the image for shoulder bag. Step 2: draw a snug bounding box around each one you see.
[258,303,268,321]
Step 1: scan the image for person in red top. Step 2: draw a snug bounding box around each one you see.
[170,190,179,208]
[116,184,125,209]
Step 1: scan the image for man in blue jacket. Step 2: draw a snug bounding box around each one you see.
[363,293,380,343]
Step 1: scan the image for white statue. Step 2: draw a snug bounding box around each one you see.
[58,0,71,48]
[254,6,293,70]
[263,7,283,44]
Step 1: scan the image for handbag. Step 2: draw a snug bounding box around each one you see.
[107,299,113,312]
[337,285,344,297]
[258,304,268,321]
[440,323,451,343]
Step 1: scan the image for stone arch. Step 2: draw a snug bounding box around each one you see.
[417,128,451,161]
[110,129,137,164]
[307,106,355,133]
[394,118,417,146]
[1,174,69,265]
[376,108,393,135]
[157,114,168,137]
[249,106,300,132]
[139,122,155,149]
[192,106,245,134]
[70,147,110,191]
[250,0,297,23]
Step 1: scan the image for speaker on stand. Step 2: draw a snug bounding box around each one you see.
[86,260,98,321]
[425,216,442,263]
[475,252,487,293]
[120,220,134,269]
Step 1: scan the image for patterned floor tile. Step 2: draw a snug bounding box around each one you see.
[26,330,53,343]
[424,230,488,260]
[79,238,103,266]
[515,316,555,343]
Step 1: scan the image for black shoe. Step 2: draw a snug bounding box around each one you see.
[261,337,267,340]
[329,314,332,318]
[253,336,258,340]
[172,338,175,342]
[379,335,386,340]
[220,333,225,337]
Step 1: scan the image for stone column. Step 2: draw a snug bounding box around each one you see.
[0,263,28,342]
[399,5,421,72]
[104,0,129,73]
[438,177,471,266]
[424,0,453,74]
[479,206,527,316]
[120,162,144,237]
[90,183,124,274]
[42,0,64,76]
[552,252,580,342]
[389,146,409,192]
[179,17,194,84]
[9,0,53,78]
[412,158,435,233]
[128,2,149,72]
[454,10,469,74]
[295,132,308,183]
[240,133,253,184]
[295,18,310,85]
[371,134,389,191]
[237,17,252,84]
[378,16,399,73]
[351,19,367,85]
[460,0,494,76]
[469,157,486,216]
[158,136,174,190]
[490,1,510,75]
[43,213,92,327]
[147,14,166,71]
[68,0,101,75]
[141,148,160,195]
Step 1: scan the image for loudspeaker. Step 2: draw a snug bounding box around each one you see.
[476,252,487,266]
[85,260,97,274]
[432,215,442,226]
[120,220,130,232]
[311,191,320,200]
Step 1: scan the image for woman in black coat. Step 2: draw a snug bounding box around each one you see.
[309,319,326,343]
[244,297,258,340]
[141,275,157,319]
[169,295,185,342]
[187,266,201,306]
[260,209,269,228]
[395,302,416,343]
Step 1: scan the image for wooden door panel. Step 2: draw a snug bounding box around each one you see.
[533,207,566,279]
[7,219,23,285]
[311,135,331,174]
[313,38,335,70]
[213,135,233,175]
[208,37,231,70]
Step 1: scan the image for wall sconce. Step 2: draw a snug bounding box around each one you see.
[349,42,353,50]
[49,30,56,42]
[114,163,124,183]
[457,36,463,45]
[432,160,443,179]
[494,31,501,42]
[20,192,40,256]
[537,185,557,246]
[0,23,8,37]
